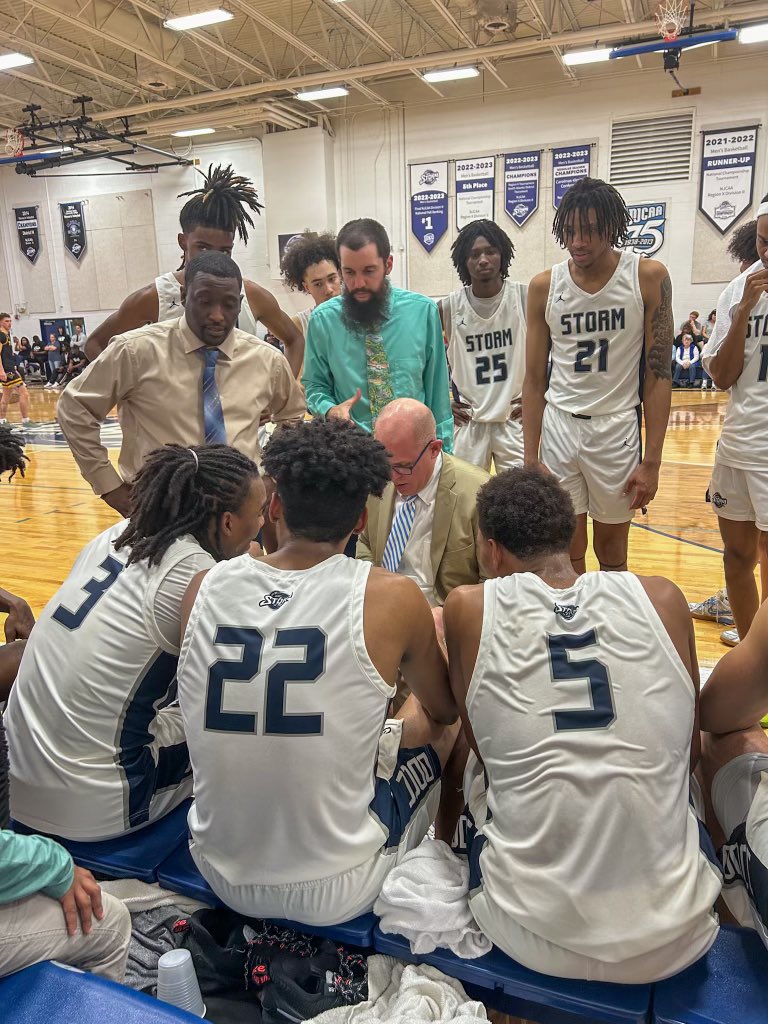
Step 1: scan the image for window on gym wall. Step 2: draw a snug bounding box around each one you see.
[609,112,694,186]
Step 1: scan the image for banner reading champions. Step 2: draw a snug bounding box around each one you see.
[60,200,87,261]
[699,125,759,234]
[552,144,591,210]
[14,206,41,265]
[409,162,448,254]
[624,203,667,257]
[504,151,541,227]
[455,155,495,230]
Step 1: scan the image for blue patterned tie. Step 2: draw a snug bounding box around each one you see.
[382,495,418,572]
[202,348,226,445]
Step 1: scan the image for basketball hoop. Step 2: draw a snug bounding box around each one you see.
[4,128,24,158]
[655,0,687,41]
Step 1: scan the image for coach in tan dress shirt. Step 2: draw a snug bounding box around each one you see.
[58,251,306,517]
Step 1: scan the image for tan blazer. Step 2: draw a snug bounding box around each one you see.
[356,453,489,606]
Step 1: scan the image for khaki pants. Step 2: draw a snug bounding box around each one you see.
[0,890,131,982]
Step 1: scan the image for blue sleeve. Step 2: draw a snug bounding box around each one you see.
[303,317,337,418]
[423,303,454,453]
[0,829,74,903]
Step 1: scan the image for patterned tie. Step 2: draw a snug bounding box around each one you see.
[365,331,394,425]
[202,348,226,445]
[382,495,418,572]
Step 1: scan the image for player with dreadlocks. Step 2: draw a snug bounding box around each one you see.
[523,176,673,574]
[280,231,341,340]
[438,219,526,472]
[5,442,265,842]
[85,164,304,376]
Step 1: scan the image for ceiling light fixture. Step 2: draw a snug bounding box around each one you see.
[422,66,480,82]
[172,127,216,137]
[0,52,34,70]
[562,48,611,66]
[739,22,768,43]
[164,8,233,30]
[295,86,349,101]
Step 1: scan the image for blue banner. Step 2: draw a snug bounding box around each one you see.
[409,162,448,253]
[552,145,591,210]
[455,156,495,230]
[624,203,666,256]
[504,151,540,227]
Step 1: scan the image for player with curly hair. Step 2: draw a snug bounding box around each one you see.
[443,467,721,982]
[178,418,460,926]
[85,164,304,376]
[280,232,341,338]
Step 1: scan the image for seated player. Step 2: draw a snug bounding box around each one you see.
[280,231,341,339]
[699,599,768,947]
[5,443,265,841]
[178,419,459,926]
[443,469,721,983]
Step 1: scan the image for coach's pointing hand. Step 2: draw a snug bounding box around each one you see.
[328,388,362,422]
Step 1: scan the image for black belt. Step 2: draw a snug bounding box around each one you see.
[571,413,591,420]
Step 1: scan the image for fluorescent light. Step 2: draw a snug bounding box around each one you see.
[164,8,233,30]
[37,146,73,155]
[562,47,611,66]
[422,66,479,82]
[739,22,768,44]
[295,86,349,101]
[172,127,216,137]
[0,52,34,70]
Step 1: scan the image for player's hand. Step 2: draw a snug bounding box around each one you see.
[738,269,768,316]
[102,482,133,519]
[508,400,523,422]
[59,867,105,936]
[328,388,362,421]
[623,460,659,510]
[451,398,471,426]
[3,594,35,642]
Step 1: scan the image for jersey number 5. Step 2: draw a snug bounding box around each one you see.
[547,630,615,731]
[205,625,326,735]
[574,339,609,374]
[52,555,125,630]
[475,352,508,386]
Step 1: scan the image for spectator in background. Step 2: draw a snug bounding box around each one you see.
[43,333,62,389]
[71,324,86,350]
[59,345,85,388]
[14,338,31,375]
[673,325,700,388]
[687,310,704,342]
[28,337,46,379]
[700,311,717,391]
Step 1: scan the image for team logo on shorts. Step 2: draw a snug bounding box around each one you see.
[258,590,293,610]
[554,603,578,620]
[712,492,728,509]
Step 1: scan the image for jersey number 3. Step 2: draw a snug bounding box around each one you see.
[547,630,615,731]
[52,555,125,630]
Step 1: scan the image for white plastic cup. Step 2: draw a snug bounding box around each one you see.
[156,948,206,1018]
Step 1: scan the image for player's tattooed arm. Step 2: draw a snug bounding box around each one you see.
[648,272,673,380]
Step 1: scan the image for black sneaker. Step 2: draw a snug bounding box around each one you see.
[261,941,368,1024]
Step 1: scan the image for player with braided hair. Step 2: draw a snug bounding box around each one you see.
[5,442,265,841]
[85,164,304,376]
[178,418,459,926]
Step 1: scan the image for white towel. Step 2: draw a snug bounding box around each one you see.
[374,841,492,959]
[307,954,487,1024]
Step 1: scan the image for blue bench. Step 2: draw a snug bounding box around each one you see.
[652,925,768,1024]
[374,926,652,1024]
[9,800,192,883]
[0,961,201,1023]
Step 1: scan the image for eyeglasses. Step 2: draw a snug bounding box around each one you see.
[390,439,435,476]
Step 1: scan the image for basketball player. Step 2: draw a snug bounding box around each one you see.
[0,423,34,645]
[439,220,526,471]
[280,231,341,338]
[0,314,31,426]
[84,165,304,377]
[178,419,459,926]
[523,177,673,573]
[5,444,265,841]
[701,197,768,648]
[443,468,721,982]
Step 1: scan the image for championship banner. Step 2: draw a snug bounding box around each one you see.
[552,144,591,210]
[455,155,495,231]
[14,206,40,265]
[409,162,448,253]
[624,203,666,257]
[504,151,540,227]
[60,200,87,261]
[699,125,759,234]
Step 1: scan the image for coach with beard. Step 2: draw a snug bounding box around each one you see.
[303,218,453,451]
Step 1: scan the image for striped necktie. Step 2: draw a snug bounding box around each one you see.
[202,348,226,445]
[382,495,418,573]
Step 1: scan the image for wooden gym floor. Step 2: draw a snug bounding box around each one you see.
[0,384,735,669]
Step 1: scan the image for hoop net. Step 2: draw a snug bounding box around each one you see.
[4,128,24,157]
[655,0,687,40]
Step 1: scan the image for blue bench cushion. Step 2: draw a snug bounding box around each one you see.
[11,800,192,883]
[157,840,376,948]
[0,961,201,1023]
[374,926,652,1024]
[653,925,768,1024]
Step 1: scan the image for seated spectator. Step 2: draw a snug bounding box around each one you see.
[443,468,721,983]
[14,337,31,374]
[55,344,86,388]
[28,336,46,379]
[177,419,459,926]
[673,326,700,388]
[686,309,704,343]
[4,443,265,841]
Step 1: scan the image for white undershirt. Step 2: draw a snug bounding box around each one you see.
[393,453,442,607]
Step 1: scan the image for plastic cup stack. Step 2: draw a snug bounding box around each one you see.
[156,948,206,1018]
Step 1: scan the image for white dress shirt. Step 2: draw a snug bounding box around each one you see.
[394,453,442,607]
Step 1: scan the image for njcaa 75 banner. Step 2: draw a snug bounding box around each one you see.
[624,203,666,257]
[409,162,448,253]
[60,200,87,261]
[504,151,540,227]
[552,144,591,209]
[455,156,495,231]
[699,125,759,234]
[14,206,40,265]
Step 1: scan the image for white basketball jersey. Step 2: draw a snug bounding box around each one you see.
[296,306,313,338]
[703,260,768,469]
[446,282,526,422]
[5,522,213,839]
[545,250,645,416]
[178,554,396,887]
[155,270,259,335]
[466,571,721,962]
